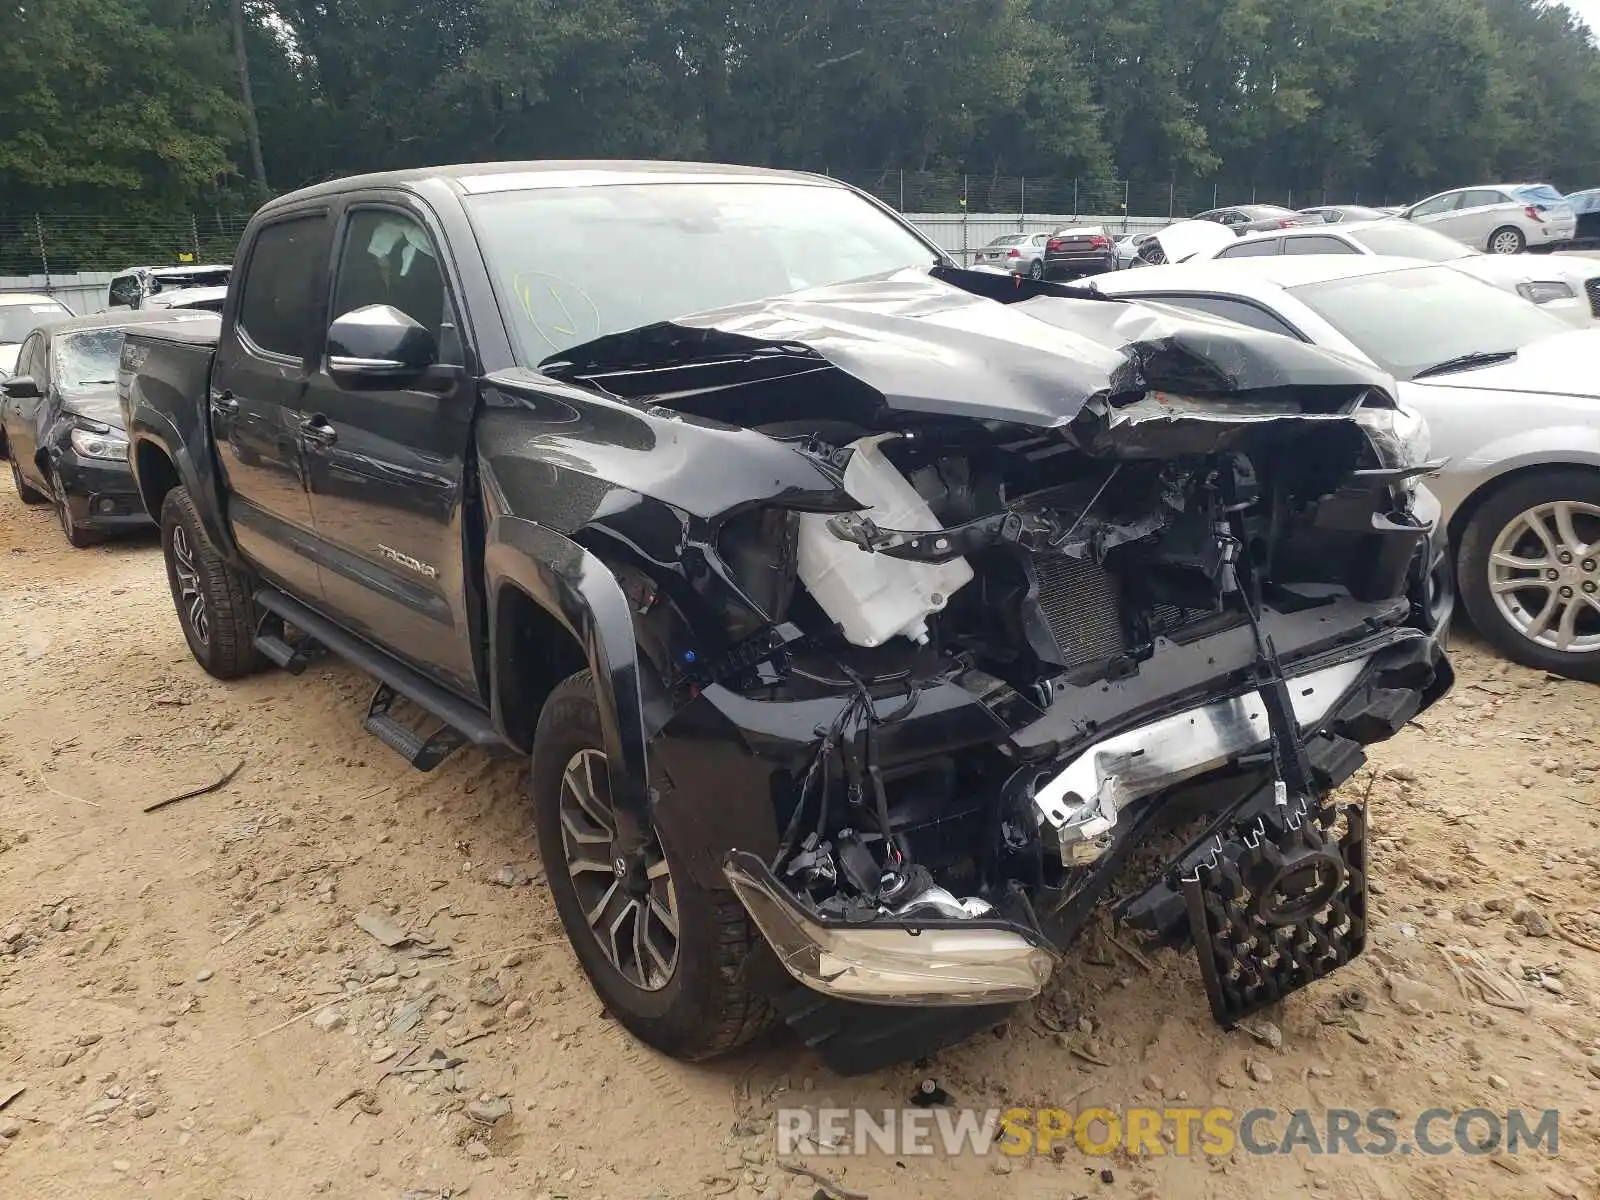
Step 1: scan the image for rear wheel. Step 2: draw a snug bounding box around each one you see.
[10,458,45,504]
[1488,225,1526,254]
[1028,259,1044,280]
[530,670,773,1061]
[51,467,101,549]
[1458,469,1600,681]
[160,486,263,679]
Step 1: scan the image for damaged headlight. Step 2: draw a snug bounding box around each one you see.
[70,426,129,462]
[1353,401,1430,471]
[724,854,1055,1006]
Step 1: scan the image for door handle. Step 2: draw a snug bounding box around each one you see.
[299,415,338,446]
[209,391,238,416]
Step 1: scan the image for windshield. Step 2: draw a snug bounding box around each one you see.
[1242,205,1297,218]
[55,329,125,394]
[1347,223,1475,262]
[465,182,940,363]
[0,302,70,343]
[1289,265,1568,379]
[985,235,1027,247]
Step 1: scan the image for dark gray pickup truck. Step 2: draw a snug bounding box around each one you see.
[119,161,1452,1072]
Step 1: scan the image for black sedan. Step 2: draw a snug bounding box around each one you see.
[1,310,206,546]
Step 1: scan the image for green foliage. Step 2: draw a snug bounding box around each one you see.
[0,0,242,205]
[5,0,1600,221]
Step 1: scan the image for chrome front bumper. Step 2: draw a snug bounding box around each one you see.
[1031,656,1373,865]
[723,852,1057,1007]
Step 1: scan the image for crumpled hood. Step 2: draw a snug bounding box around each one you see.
[61,388,124,429]
[544,266,1394,431]
[1416,327,1600,399]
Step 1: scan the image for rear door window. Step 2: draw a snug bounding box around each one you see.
[1135,294,1303,338]
[1217,239,1280,258]
[1283,235,1361,255]
[236,215,329,360]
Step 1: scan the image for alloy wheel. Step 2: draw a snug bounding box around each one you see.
[558,748,679,991]
[1487,500,1600,656]
[1490,229,1523,254]
[170,523,211,647]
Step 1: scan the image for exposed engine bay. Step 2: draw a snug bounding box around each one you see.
[510,268,1453,1068]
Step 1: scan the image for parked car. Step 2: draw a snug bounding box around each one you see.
[107,265,232,311]
[1,295,77,459]
[1298,205,1393,225]
[1567,187,1600,244]
[973,232,1048,278]
[1198,220,1600,327]
[121,161,1448,1073]
[1192,204,1322,235]
[1,310,209,545]
[1398,184,1576,253]
[1113,232,1155,269]
[1,293,74,380]
[1042,225,1118,278]
[1092,252,1600,680]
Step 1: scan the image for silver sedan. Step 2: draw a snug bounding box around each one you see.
[1092,253,1600,680]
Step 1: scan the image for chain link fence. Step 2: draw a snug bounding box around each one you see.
[1,172,1411,298]
[0,213,252,279]
[826,171,1403,220]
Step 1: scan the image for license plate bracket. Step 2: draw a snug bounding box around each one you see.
[1182,799,1368,1025]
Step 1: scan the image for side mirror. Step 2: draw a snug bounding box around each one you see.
[327,304,437,386]
[1,375,40,400]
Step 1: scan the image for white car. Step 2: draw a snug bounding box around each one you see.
[1,293,74,379]
[1197,219,1599,327]
[1398,184,1576,254]
[1091,254,1600,680]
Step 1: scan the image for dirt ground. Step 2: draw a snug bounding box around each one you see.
[1,488,1599,1200]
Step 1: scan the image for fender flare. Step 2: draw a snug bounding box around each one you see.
[484,515,653,861]
[128,415,240,559]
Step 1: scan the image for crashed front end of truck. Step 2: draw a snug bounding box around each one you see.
[499,268,1453,1071]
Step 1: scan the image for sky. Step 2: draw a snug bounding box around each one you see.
[1562,0,1600,39]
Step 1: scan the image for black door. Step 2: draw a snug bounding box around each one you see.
[300,201,480,696]
[209,210,331,599]
[4,332,48,487]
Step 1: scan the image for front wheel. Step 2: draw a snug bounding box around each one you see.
[530,670,773,1061]
[160,486,263,679]
[1028,259,1044,280]
[52,467,100,549]
[1488,225,1526,254]
[1458,469,1600,681]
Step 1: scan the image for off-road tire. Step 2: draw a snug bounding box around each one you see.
[52,467,101,549]
[160,486,263,680]
[530,670,775,1061]
[1487,225,1526,254]
[10,458,45,504]
[1458,468,1600,682]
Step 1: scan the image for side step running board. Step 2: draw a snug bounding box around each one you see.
[252,587,505,772]
[364,682,467,772]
